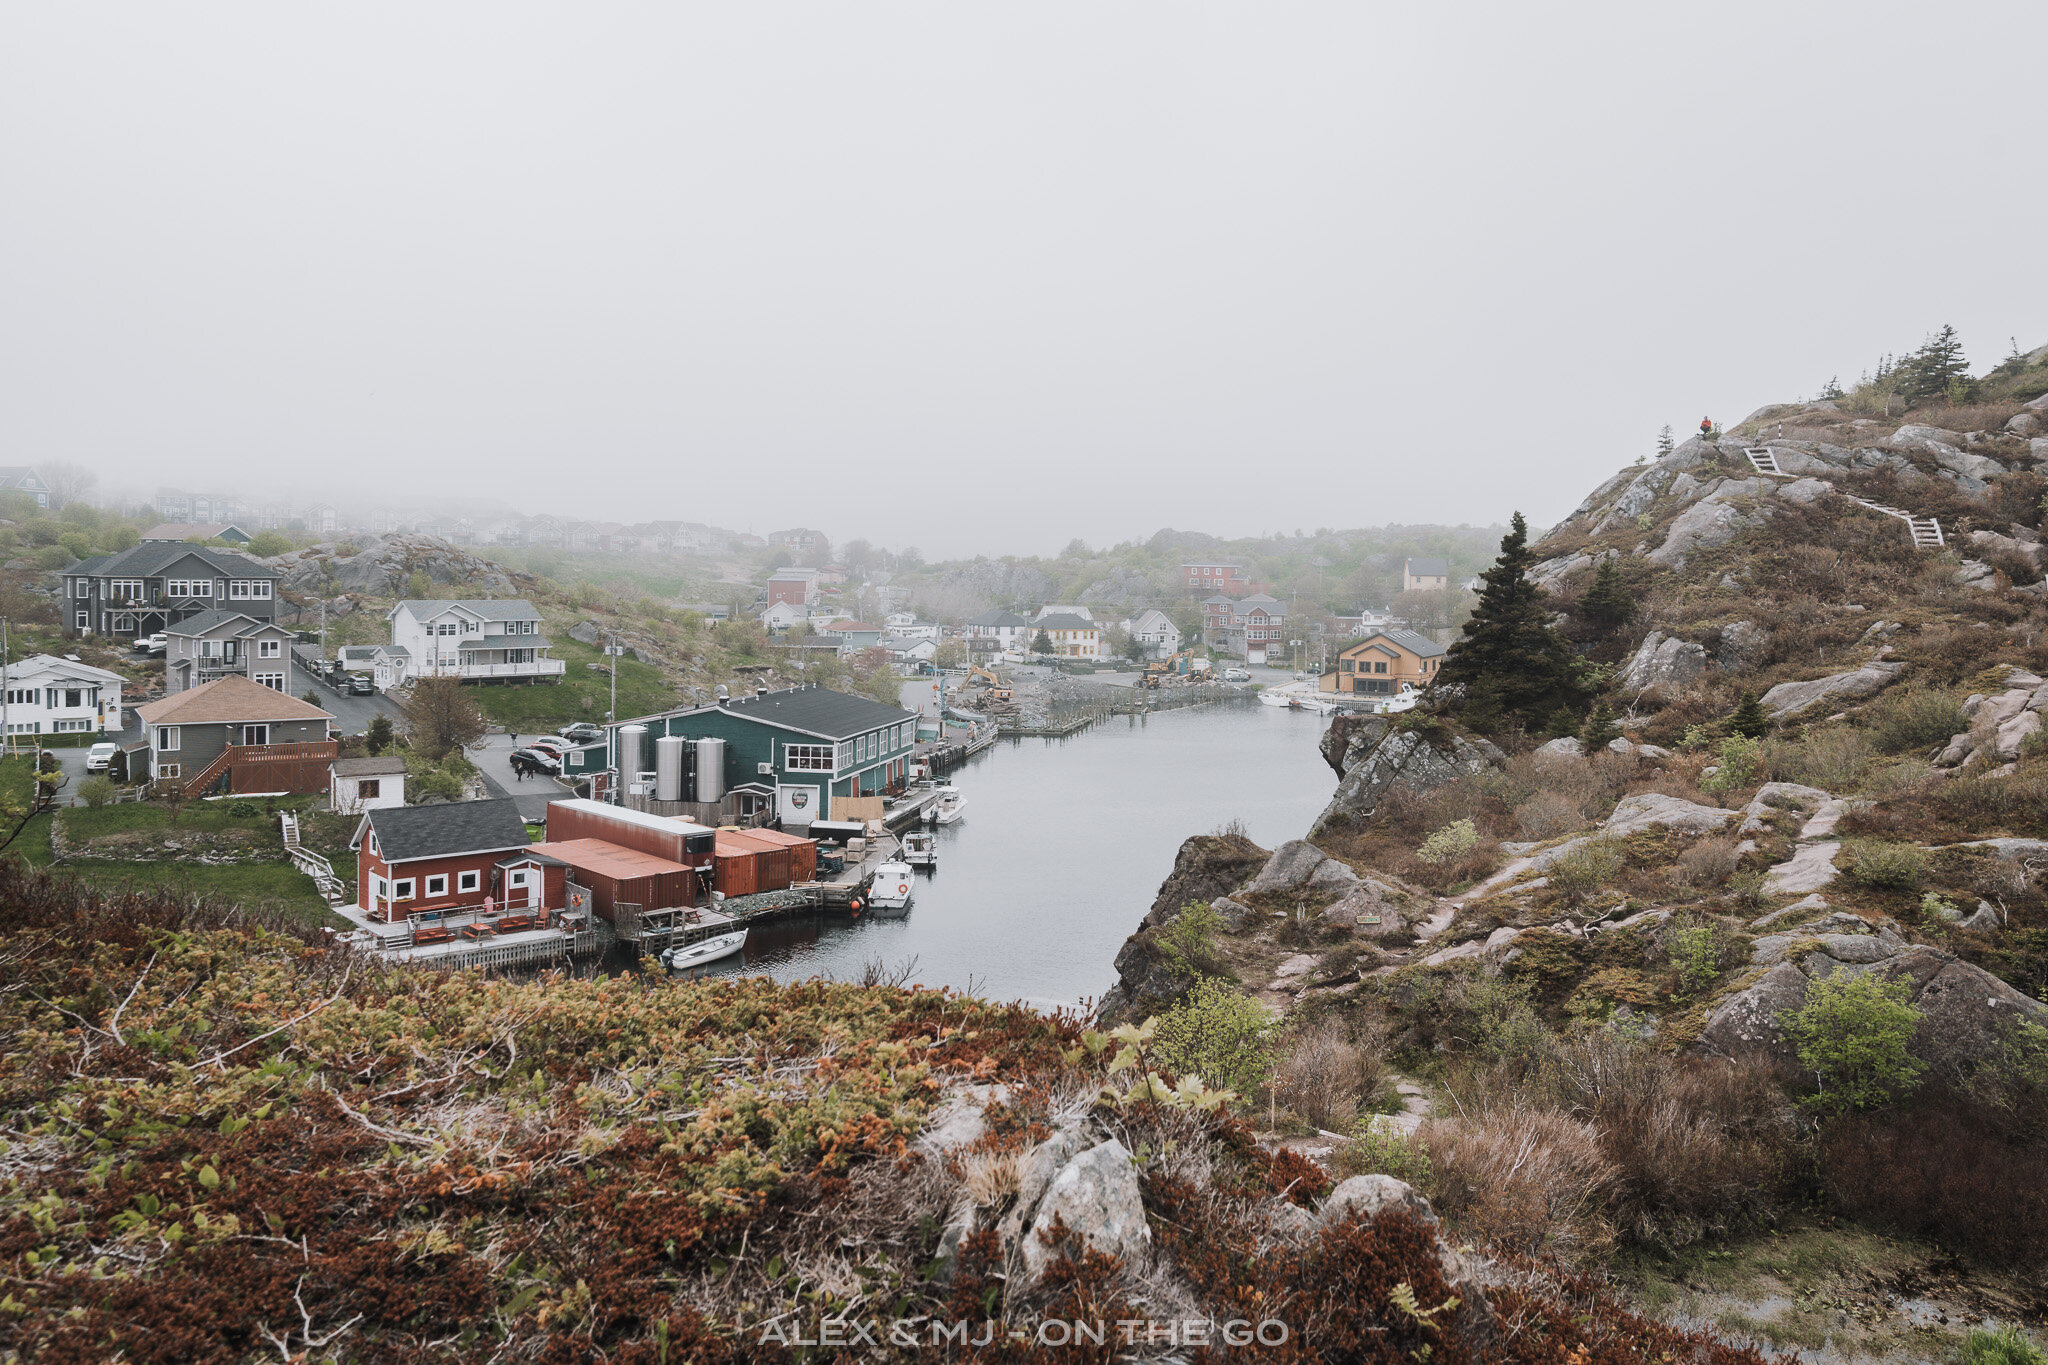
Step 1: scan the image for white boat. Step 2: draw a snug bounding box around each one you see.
[1257,689,1296,708]
[661,929,747,972]
[900,829,937,868]
[867,860,915,914]
[929,786,966,825]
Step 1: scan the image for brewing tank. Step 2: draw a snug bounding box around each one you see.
[654,735,686,802]
[682,741,698,803]
[617,725,647,783]
[694,737,726,802]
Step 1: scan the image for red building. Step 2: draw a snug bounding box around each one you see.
[765,568,820,608]
[1182,561,1245,595]
[353,798,559,925]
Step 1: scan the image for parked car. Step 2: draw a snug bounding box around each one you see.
[135,633,167,656]
[508,748,562,778]
[558,722,604,743]
[84,742,120,773]
[346,674,375,696]
[524,736,570,758]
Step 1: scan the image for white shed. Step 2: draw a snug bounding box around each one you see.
[330,755,407,814]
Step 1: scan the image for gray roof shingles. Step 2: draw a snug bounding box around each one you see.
[366,797,532,864]
[633,685,917,740]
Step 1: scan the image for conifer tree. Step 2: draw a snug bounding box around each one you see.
[1818,376,1844,400]
[1654,425,1673,460]
[1577,557,1634,633]
[1437,513,1587,729]
[1580,700,1620,751]
[1899,324,1971,406]
[1728,691,1770,739]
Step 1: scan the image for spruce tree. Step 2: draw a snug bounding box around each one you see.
[1580,700,1620,751]
[1728,691,1770,739]
[1818,376,1844,400]
[1577,557,1634,634]
[1899,325,1971,406]
[1437,513,1587,730]
[1655,425,1674,458]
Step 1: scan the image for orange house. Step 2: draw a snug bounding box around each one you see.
[1319,628,1446,697]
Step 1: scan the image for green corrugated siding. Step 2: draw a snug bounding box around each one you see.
[613,703,917,794]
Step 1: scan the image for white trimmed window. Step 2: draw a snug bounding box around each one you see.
[155,761,180,778]
[54,718,92,733]
[425,874,448,897]
[507,870,529,889]
[457,870,481,894]
[259,639,281,658]
[255,673,285,690]
[786,743,833,772]
[111,579,143,600]
[393,879,415,900]
[154,726,180,751]
[228,580,273,600]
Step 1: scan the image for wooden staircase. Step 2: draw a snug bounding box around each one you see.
[1740,444,1945,550]
[280,811,347,906]
[1742,446,1785,477]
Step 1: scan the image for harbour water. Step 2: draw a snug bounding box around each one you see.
[680,702,1337,1009]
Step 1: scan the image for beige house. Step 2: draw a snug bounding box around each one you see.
[1402,557,1451,593]
[1319,628,1445,697]
[1033,612,1101,659]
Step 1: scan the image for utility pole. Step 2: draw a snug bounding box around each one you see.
[1,619,9,759]
[607,630,618,723]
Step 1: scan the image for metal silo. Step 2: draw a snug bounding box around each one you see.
[617,725,647,784]
[695,737,726,802]
[654,735,686,802]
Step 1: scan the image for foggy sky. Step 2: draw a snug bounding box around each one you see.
[3,4,2042,560]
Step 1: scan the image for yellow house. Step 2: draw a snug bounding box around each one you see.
[1319,628,1445,696]
[1034,612,1100,659]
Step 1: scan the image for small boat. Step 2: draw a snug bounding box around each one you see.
[900,830,937,868]
[867,860,915,914]
[929,786,966,826]
[662,929,747,972]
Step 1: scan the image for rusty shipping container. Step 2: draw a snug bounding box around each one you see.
[719,830,791,889]
[743,827,817,883]
[712,835,762,898]
[545,799,716,869]
[528,838,696,920]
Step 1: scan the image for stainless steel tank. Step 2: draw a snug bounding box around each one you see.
[694,737,726,802]
[654,735,686,802]
[617,724,647,783]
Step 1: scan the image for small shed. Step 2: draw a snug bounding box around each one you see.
[720,830,791,888]
[331,755,407,814]
[526,837,697,921]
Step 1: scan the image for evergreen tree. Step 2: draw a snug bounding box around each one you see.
[1436,513,1588,729]
[1818,375,1844,400]
[365,713,395,755]
[1577,557,1634,633]
[1655,425,1674,458]
[1898,324,1971,406]
[1728,691,1770,739]
[1032,627,1054,657]
[1580,700,1620,751]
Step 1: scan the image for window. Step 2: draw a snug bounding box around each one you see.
[112,614,135,633]
[110,579,143,600]
[154,726,180,751]
[240,724,269,746]
[228,580,273,600]
[4,688,31,706]
[437,623,457,636]
[259,639,281,658]
[425,874,449,897]
[1374,661,1388,674]
[255,673,285,690]
[373,877,388,902]
[62,689,82,708]
[457,870,480,894]
[167,580,213,598]
[358,779,381,799]
[786,743,834,771]
[156,762,181,778]
[393,879,415,900]
[75,612,88,631]
[508,870,529,888]
[54,718,91,733]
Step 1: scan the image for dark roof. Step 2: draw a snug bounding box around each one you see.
[1036,613,1095,631]
[332,756,407,777]
[656,684,916,740]
[967,610,1032,628]
[1344,628,1446,659]
[76,542,278,580]
[457,635,553,651]
[1405,557,1451,578]
[392,599,541,622]
[365,797,531,864]
[166,608,284,638]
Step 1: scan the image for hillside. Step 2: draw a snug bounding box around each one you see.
[1094,347,2048,1358]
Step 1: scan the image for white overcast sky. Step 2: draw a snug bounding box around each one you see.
[3,3,2042,558]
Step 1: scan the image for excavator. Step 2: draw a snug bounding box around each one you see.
[967,664,1013,704]
[1141,649,1201,688]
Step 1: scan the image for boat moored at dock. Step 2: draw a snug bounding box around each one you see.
[925,785,967,825]
[867,859,915,914]
[661,927,748,972]
[900,829,937,868]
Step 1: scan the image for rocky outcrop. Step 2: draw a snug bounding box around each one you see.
[1078,566,1171,611]
[1320,712,1390,779]
[1245,840,1361,899]
[1648,491,1772,569]
[267,534,524,599]
[1142,833,1269,929]
[1099,832,1271,1023]
[1715,620,1771,671]
[1311,723,1504,837]
[1763,841,1840,894]
[1603,792,1737,836]
[1018,1138,1151,1283]
[1616,630,1708,692]
[1758,656,1906,720]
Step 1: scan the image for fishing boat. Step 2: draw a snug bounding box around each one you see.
[660,929,747,973]
[867,859,915,914]
[927,785,967,825]
[900,829,938,868]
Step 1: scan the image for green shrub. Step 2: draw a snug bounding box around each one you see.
[1784,971,1926,1113]
[1546,837,1623,903]
[1337,1120,1436,1190]
[227,800,259,818]
[1416,818,1479,866]
[1844,838,1926,892]
[1666,925,1722,992]
[1959,1325,2047,1365]
[1867,686,1967,756]
[1155,900,1225,980]
[76,777,116,809]
[1151,977,1277,1097]
[1766,727,1871,790]
[1701,735,1765,793]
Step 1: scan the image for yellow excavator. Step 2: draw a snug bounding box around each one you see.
[967,664,1013,703]
[1141,649,1199,688]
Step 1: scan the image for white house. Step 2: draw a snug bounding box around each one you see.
[758,600,810,632]
[888,637,939,666]
[385,599,565,689]
[330,755,407,814]
[1126,609,1183,660]
[1034,604,1094,623]
[966,610,1033,657]
[883,610,917,629]
[1,655,125,737]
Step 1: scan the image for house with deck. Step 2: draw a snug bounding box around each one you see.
[385,599,565,689]
[352,797,561,926]
[135,676,336,793]
[164,609,294,694]
[1318,628,1446,697]
[62,543,280,642]
[1,655,125,736]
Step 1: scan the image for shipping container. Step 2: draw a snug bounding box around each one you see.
[528,838,696,920]
[712,838,762,898]
[545,799,716,871]
[744,827,818,883]
[719,830,790,889]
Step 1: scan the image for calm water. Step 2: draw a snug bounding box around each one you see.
[682,702,1338,1010]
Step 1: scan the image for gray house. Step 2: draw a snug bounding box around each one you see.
[134,675,335,792]
[165,609,296,695]
[63,542,282,642]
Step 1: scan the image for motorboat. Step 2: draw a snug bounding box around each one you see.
[661,929,747,973]
[900,829,938,868]
[929,786,966,825]
[866,860,915,915]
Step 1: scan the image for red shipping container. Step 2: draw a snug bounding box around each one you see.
[744,828,818,883]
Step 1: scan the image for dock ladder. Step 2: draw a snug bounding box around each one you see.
[280,810,348,905]
[1848,496,1945,549]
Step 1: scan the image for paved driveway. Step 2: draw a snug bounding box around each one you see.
[467,731,575,821]
[289,647,407,735]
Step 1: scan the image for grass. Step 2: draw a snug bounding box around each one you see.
[470,634,679,729]
[44,858,347,927]
[57,794,313,841]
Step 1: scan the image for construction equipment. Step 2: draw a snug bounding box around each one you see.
[967,664,1013,703]
[1143,649,1202,686]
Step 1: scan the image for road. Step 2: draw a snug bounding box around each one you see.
[289,647,407,735]
[467,732,574,822]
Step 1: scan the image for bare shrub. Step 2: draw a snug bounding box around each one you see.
[1867,686,1967,756]
[1513,790,1585,839]
[1424,1105,1617,1264]
[1547,838,1624,904]
[1767,727,1872,790]
[1674,836,1740,890]
[1276,1017,1384,1131]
